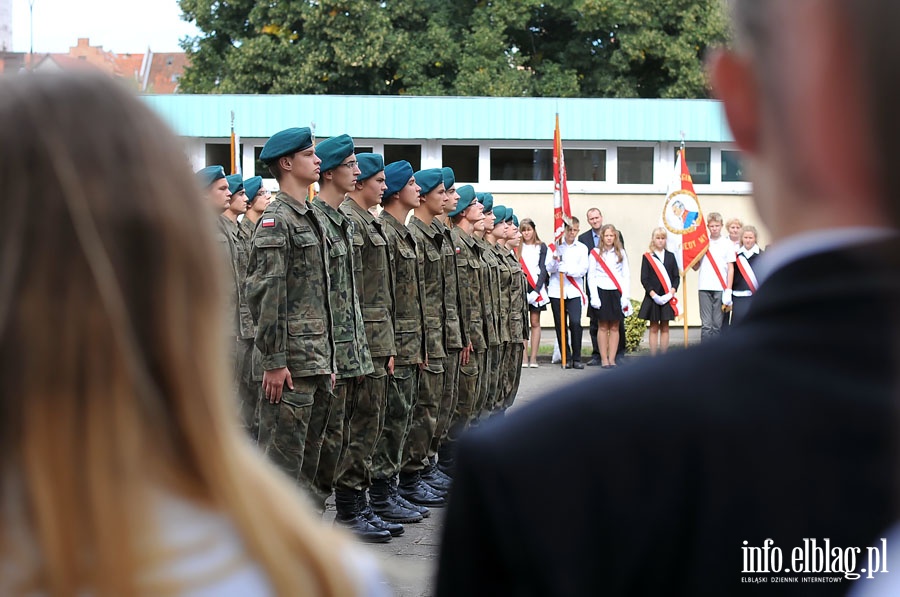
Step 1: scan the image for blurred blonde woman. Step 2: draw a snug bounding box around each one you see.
[0,73,382,596]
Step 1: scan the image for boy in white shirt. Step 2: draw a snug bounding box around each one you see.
[692,212,735,341]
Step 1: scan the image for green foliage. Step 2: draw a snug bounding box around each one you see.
[177,0,729,97]
[624,298,646,353]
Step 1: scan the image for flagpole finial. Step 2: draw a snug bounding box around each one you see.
[310,121,316,145]
[679,131,685,151]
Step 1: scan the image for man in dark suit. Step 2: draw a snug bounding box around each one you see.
[437,1,900,595]
[579,208,627,366]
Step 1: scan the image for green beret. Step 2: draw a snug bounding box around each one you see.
[196,165,226,188]
[504,207,515,223]
[479,192,494,213]
[385,161,414,199]
[244,176,263,204]
[441,167,455,190]
[512,215,519,227]
[316,134,355,173]
[414,168,444,195]
[259,127,313,163]
[449,185,476,217]
[492,205,508,222]
[226,174,244,196]
[357,153,384,182]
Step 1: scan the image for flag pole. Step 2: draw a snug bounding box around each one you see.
[560,272,567,368]
[230,110,236,175]
[682,272,689,347]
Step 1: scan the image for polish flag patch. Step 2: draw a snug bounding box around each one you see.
[455,246,461,254]
[261,218,276,228]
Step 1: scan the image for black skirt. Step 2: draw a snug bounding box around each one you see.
[528,302,547,313]
[638,293,676,322]
[596,289,624,322]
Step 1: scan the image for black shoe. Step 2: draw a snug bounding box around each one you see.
[399,472,447,507]
[565,361,573,369]
[334,490,392,543]
[586,356,602,366]
[572,361,585,370]
[394,492,431,518]
[421,463,452,492]
[369,479,424,523]
[358,491,404,537]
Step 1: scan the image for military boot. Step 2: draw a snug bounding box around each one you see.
[436,443,455,478]
[390,479,431,519]
[358,491,405,536]
[421,462,452,492]
[399,471,447,506]
[369,478,423,523]
[333,490,392,543]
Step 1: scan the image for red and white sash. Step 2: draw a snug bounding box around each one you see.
[590,248,631,315]
[735,253,759,294]
[643,252,679,317]
[704,247,730,291]
[519,255,550,306]
[548,243,587,305]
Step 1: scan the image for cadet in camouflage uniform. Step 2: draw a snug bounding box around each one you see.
[303,135,382,539]
[370,161,442,512]
[472,193,502,423]
[431,167,467,480]
[485,203,512,420]
[339,153,420,536]
[237,176,270,248]
[403,168,452,497]
[245,128,335,487]
[443,186,485,474]
[501,211,528,412]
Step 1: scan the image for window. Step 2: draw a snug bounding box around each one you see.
[254,147,270,178]
[490,149,553,181]
[384,144,421,171]
[617,147,654,184]
[721,150,747,182]
[442,145,479,183]
[354,146,374,154]
[205,143,240,173]
[565,149,606,181]
[673,147,711,185]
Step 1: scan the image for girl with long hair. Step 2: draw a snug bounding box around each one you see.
[586,224,630,368]
[517,218,549,368]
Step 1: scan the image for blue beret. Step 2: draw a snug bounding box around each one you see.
[512,215,519,227]
[357,153,384,182]
[384,160,414,199]
[504,207,515,223]
[479,192,494,213]
[243,176,263,203]
[441,167,455,190]
[492,205,508,222]
[414,168,444,195]
[449,185,476,218]
[226,174,244,195]
[196,165,226,188]
[259,127,313,163]
[316,134,355,173]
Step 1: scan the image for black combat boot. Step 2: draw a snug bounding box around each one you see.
[390,478,431,519]
[369,478,423,523]
[399,471,447,506]
[436,443,455,478]
[333,490,392,543]
[421,462,452,492]
[358,491,405,536]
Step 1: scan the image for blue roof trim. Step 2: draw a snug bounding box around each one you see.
[141,94,733,143]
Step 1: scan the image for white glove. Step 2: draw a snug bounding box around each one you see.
[557,262,569,275]
[620,296,631,315]
[722,288,733,306]
[590,295,601,309]
[652,293,667,306]
[527,291,539,305]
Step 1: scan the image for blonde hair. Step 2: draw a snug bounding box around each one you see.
[0,73,353,596]
[725,217,743,230]
[599,224,624,262]
[707,212,723,224]
[741,224,759,240]
[648,227,668,251]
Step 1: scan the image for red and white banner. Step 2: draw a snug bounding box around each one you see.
[552,114,572,244]
[663,148,709,273]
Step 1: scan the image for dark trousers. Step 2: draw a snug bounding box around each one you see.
[550,297,583,363]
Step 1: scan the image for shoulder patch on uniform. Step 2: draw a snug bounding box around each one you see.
[262,218,276,228]
[455,246,461,254]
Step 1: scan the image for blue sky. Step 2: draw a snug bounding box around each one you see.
[11,0,201,54]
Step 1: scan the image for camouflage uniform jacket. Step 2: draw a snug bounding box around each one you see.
[408,216,447,360]
[450,226,487,351]
[245,191,335,377]
[378,210,426,366]
[215,214,243,339]
[232,215,255,339]
[312,198,373,379]
[432,219,468,351]
[492,242,512,344]
[475,236,501,347]
[505,249,529,343]
[340,198,396,359]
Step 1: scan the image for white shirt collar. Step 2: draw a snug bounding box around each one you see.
[755,226,899,284]
[738,244,760,259]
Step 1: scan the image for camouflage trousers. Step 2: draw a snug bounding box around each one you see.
[475,344,502,422]
[233,337,258,440]
[304,377,358,511]
[496,342,524,413]
[429,349,460,459]
[256,374,331,487]
[446,349,484,444]
[401,357,444,474]
[371,364,418,480]
[335,357,390,492]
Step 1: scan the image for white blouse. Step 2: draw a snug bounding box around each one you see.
[587,247,630,299]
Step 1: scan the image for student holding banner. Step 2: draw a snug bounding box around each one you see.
[587,224,631,369]
[638,228,680,356]
[731,225,762,325]
[691,212,735,342]
[545,217,589,370]
[518,218,549,368]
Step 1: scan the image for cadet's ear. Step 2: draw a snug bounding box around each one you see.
[707,47,760,156]
[278,155,293,174]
